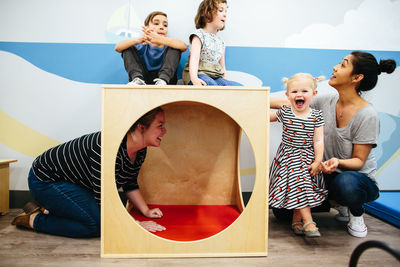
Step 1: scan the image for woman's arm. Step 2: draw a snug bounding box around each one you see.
[309,126,324,176]
[189,36,207,85]
[269,111,278,122]
[321,144,372,174]
[125,189,163,218]
[125,189,165,232]
[270,98,290,109]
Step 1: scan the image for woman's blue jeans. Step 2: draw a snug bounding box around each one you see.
[28,169,100,238]
[325,171,379,216]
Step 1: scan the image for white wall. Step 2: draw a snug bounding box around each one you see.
[1,0,399,192]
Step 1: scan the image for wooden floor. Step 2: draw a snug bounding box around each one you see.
[0,209,399,266]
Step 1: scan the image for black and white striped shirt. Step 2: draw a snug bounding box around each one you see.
[32,131,147,204]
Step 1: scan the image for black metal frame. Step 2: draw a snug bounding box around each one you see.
[349,240,400,267]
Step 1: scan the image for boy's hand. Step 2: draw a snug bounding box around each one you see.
[138,33,148,45]
[142,26,164,46]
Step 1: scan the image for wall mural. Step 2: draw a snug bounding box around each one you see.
[0,0,399,191]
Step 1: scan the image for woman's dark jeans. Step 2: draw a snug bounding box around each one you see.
[325,171,379,216]
[28,169,100,238]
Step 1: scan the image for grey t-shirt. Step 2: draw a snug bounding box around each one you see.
[311,94,379,180]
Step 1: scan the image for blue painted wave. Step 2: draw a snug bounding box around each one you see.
[377,113,400,168]
[1,42,400,92]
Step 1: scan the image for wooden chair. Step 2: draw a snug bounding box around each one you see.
[101,85,269,258]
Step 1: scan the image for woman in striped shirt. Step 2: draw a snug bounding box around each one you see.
[12,107,167,237]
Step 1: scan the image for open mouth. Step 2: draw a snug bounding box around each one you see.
[157,137,162,142]
[295,99,305,109]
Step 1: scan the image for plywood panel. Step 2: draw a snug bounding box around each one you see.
[139,102,240,205]
[101,85,269,258]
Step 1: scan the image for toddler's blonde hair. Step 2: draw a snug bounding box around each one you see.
[282,73,325,91]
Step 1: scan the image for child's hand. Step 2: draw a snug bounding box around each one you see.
[142,26,164,46]
[307,161,321,177]
[137,220,166,232]
[191,77,207,86]
[138,33,148,45]
[144,208,163,218]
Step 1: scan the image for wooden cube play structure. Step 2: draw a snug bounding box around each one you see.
[101,85,270,258]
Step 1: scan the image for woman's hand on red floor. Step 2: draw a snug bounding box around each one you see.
[138,221,166,232]
[144,208,163,218]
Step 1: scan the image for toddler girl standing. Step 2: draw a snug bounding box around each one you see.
[269,73,328,237]
[182,0,235,86]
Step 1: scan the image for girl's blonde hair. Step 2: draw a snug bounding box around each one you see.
[282,73,325,91]
[194,0,227,29]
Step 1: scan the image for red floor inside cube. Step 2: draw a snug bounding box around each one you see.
[129,205,241,241]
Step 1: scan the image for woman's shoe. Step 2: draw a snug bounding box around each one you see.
[347,212,367,238]
[303,221,321,237]
[11,212,31,229]
[23,201,45,215]
[334,205,350,222]
[291,221,304,235]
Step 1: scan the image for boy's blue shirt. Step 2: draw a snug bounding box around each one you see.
[135,43,166,71]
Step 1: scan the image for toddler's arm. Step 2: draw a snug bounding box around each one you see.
[309,125,324,176]
[270,98,290,109]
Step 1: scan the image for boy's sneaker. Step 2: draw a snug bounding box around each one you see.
[334,205,350,222]
[154,78,167,86]
[128,77,146,85]
[347,212,367,238]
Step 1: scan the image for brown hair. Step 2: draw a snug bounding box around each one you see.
[144,11,167,26]
[194,0,227,29]
[128,107,164,133]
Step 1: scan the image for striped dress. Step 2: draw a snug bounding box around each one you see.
[269,106,327,209]
[32,131,146,204]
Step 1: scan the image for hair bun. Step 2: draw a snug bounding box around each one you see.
[379,59,397,74]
